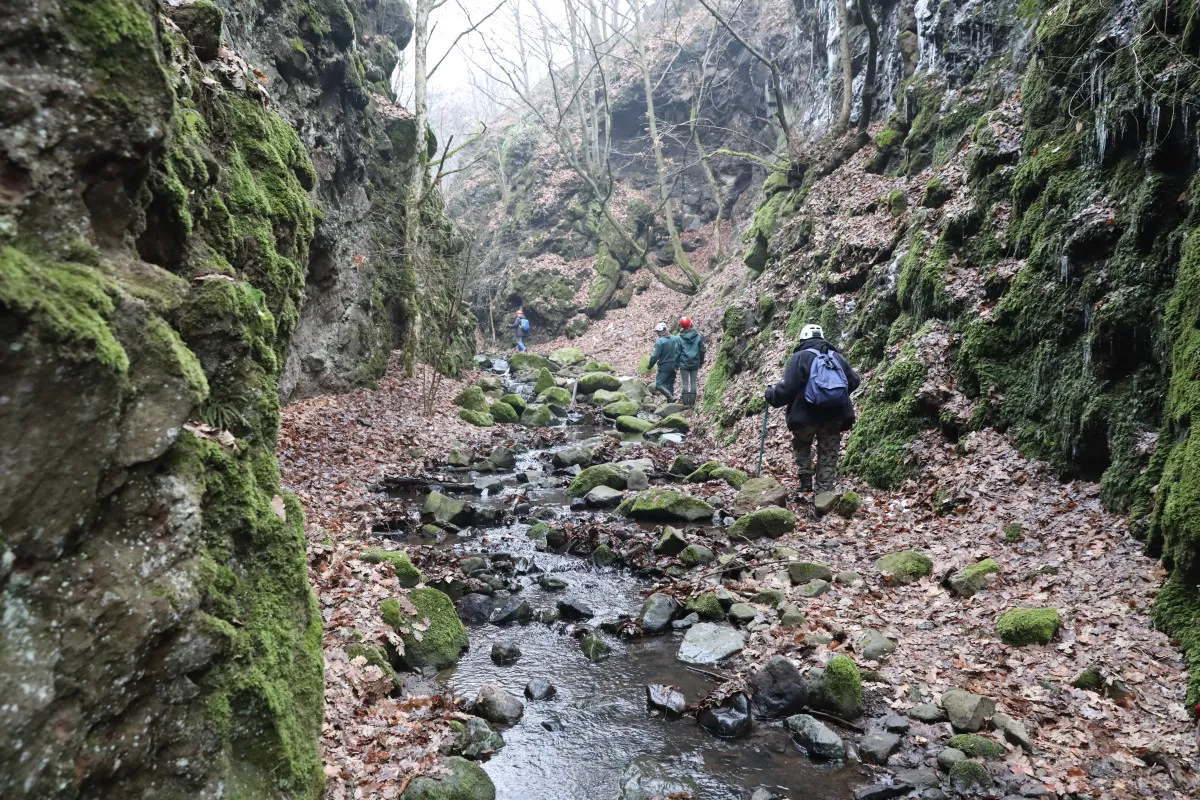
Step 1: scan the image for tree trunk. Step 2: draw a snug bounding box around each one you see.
[401,0,431,375]
[857,0,879,133]
[836,0,854,135]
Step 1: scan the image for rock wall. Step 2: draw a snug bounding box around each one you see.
[700,0,1200,704]
[0,0,426,796]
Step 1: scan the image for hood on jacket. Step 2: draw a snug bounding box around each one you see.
[794,337,832,353]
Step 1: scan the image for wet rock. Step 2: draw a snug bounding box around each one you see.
[949,759,993,791]
[424,491,472,525]
[490,598,534,626]
[403,756,496,800]
[936,747,966,771]
[461,556,489,575]
[875,550,933,584]
[788,561,833,584]
[677,623,745,664]
[625,467,650,491]
[895,767,939,789]
[592,544,617,567]
[472,685,525,727]
[169,0,224,61]
[637,593,678,634]
[941,688,995,732]
[556,598,594,621]
[795,579,831,598]
[853,782,913,800]
[538,574,568,591]
[568,464,627,496]
[646,684,687,716]
[453,716,506,760]
[749,655,807,719]
[732,476,789,515]
[653,527,689,555]
[948,733,1006,759]
[813,491,842,515]
[729,507,796,539]
[585,485,624,508]
[618,755,698,800]
[456,593,495,625]
[727,603,758,625]
[750,788,782,800]
[671,612,699,630]
[521,403,554,427]
[490,643,521,665]
[858,630,896,661]
[945,558,1001,597]
[859,731,901,764]
[906,703,947,723]
[623,488,714,523]
[785,714,846,760]
[678,544,716,567]
[580,631,611,661]
[616,415,655,433]
[992,711,1033,752]
[552,444,594,468]
[882,714,911,733]
[698,692,752,738]
[488,446,517,470]
[382,589,468,671]
[540,717,564,732]
[806,656,863,719]
[524,678,556,700]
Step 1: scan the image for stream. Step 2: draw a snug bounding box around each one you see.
[389,407,869,799]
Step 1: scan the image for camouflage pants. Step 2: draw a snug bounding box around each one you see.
[655,369,676,401]
[792,425,842,493]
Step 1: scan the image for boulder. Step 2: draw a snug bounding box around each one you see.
[813,491,842,515]
[837,491,862,517]
[749,655,807,719]
[697,692,752,738]
[906,703,947,723]
[499,393,527,413]
[402,756,496,800]
[875,550,933,584]
[653,527,689,556]
[448,447,473,467]
[455,593,494,625]
[623,489,714,523]
[858,630,896,661]
[520,403,554,427]
[490,643,521,665]
[727,603,758,624]
[835,570,863,586]
[788,561,833,584]
[795,579,831,598]
[677,623,745,665]
[537,386,572,406]
[552,444,595,468]
[582,360,613,372]
[637,594,678,634]
[488,445,516,470]
[490,598,534,626]
[947,733,1006,759]
[361,549,423,588]
[668,454,700,476]
[455,386,491,413]
[615,415,654,433]
[591,389,629,405]
[533,367,556,395]
[729,507,796,539]
[556,598,594,621]
[860,731,901,765]
[646,684,687,716]
[619,379,650,403]
[657,413,690,432]
[381,589,467,671]
[949,759,992,792]
[549,347,584,366]
[991,711,1033,752]
[678,544,716,567]
[423,491,472,525]
[940,689,995,732]
[996,607,1059,646]
[684,592,724,620]
[489,401,518,423]
[753,589,786,607]
[578,372,622,393]
[732,476,788,515]
[585,485,624,508]
[537,574,567,591]
[471,685,524,727]
[524,678,556,700]
[807,655,862,718]
[618,756,698,800]
[625,467,650,491]
[936,747,966,771]
[508,353,557,373]
[452,717,505,761]
[603,400,640,417]
[785,714,846,760]
[567,464,626,497]
[945,558,1001,597]
[591,544,617,567]
[580,631,611,661]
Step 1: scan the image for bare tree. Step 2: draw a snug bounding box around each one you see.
[835,0,853,134]
[857,0,879,133]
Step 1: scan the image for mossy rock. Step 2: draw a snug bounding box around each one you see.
[582,361,613,372]
[654,527,689,555]
[637,355,653,376]
[997,607,1060,646]
[499,393,527,413]
[685,461,722,482]
[948,734,1006,760]
[948,758,992,792]
[537,386,571,406]
[459,409,494,427]
[710,467,749,489]
[591,544,617,567]
[578,371,622,393]
[623,488,714,523]
[1071,666,1103,691]
[567,465,626,497]
[454,386,490,413]
[402,755,496,800]
[817,655,863,719]
[477,375,503,392]
[381,588,468,671]
[424,491,471,525]
[591,389,628,405]
[788,561,833,584]
[550,347,585,366]
[945,558,1001,597]
[836,492,861,517]
[580,631,611,661]
[533,367,556,395]
[361,549,423,588]
[657,413,690,432]
[685,592,725,620]
[678,545,716,567]
[615,415,654,433]
[489,401,518,424]
[754,589,786,607]
[668,454,699,476]
[346,643,399,689]
[602,400,639,417]
[875,550,933,584]
[509,353,556,373]
[520,403,553,427]
[729,507,796,539]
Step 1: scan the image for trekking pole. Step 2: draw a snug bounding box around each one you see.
[757,405,769,477]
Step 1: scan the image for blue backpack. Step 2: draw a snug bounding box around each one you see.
[519,317,530,332]
[804,348,850,409]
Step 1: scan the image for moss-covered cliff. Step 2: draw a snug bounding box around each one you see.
[0,0,428,796]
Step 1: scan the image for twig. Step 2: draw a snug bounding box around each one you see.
[684,665,727,681]
[802,708,865,733]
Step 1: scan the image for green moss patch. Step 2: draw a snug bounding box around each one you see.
[875,550,933,584]
[997,607,1060,646]
[381,588,468,670]
[729,507,796,539]
[361,549,423,588]
[568,465,626,497]
[948,734,1006,759]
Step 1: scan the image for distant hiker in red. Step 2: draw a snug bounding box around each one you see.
[764,324,859,493]
[510,309,529,352]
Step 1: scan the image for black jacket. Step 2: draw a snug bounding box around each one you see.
[765,338,861,431]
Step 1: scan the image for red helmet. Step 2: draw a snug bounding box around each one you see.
[679,317,692,329]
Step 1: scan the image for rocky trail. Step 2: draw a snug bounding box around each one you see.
[281,345,1196,800]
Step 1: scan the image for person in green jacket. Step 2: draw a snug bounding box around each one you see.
[676,316,705,407]
[648,321,680,401]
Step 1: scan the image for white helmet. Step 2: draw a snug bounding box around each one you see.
[655,322,668,333]
[800,324,824,341]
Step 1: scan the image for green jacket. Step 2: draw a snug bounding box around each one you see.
[677,330,705,369]
[649,335,680,372]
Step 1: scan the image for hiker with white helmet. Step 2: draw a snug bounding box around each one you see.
[647,321,681,401]
[764,323,860,493]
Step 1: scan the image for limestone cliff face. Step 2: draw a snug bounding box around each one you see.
[0,0,420,796]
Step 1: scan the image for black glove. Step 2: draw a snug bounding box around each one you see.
[763,386,773,404]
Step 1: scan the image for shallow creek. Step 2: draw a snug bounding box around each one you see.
[396,415,868,799]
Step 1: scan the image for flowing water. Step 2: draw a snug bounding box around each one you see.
[398,415,868,799]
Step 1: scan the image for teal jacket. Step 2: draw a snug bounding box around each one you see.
[677,330,705,369]
[649,335,680,372]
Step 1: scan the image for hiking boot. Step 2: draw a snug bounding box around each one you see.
[798,473,814,492]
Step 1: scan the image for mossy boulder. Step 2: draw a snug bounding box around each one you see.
[948,734,1006,760]
[657,413,690,432]
[489,401,518,423]
[591,544,617,567]
[623,488,714,523]
[580,631,611,661]
[346,643,399,690]
[459,409,494,427]
[997,607,1060,646]
[424,491,471,525]
[603,400,640,417]
[1072,666,1103,690]
[361,549,423,588]
[582,360,612,372]
[710,467,749,489]
[875,550,933,584]
[615,415,654,433]
[533,367,556,395]
[550,347,584,366]
[509,353,556,373]
[520,403,553,427]
[837,492,861,517]
[578,371,622,393]
[654,527,689,555]
[729,507,796,539]
[381,588,468,671]
[402,755,496,800]
[591,389,628,405]
[685,592,725,620]
[946,558,1001,597]
[568,464,626,497]
[686,461,721,482]
[499,393,527,413]
[812,655,863,719]
[678,545,716,567]
[788,562,833,585]
[536,386,571,406]
[948,759,992,792]
[454,385,490,413]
